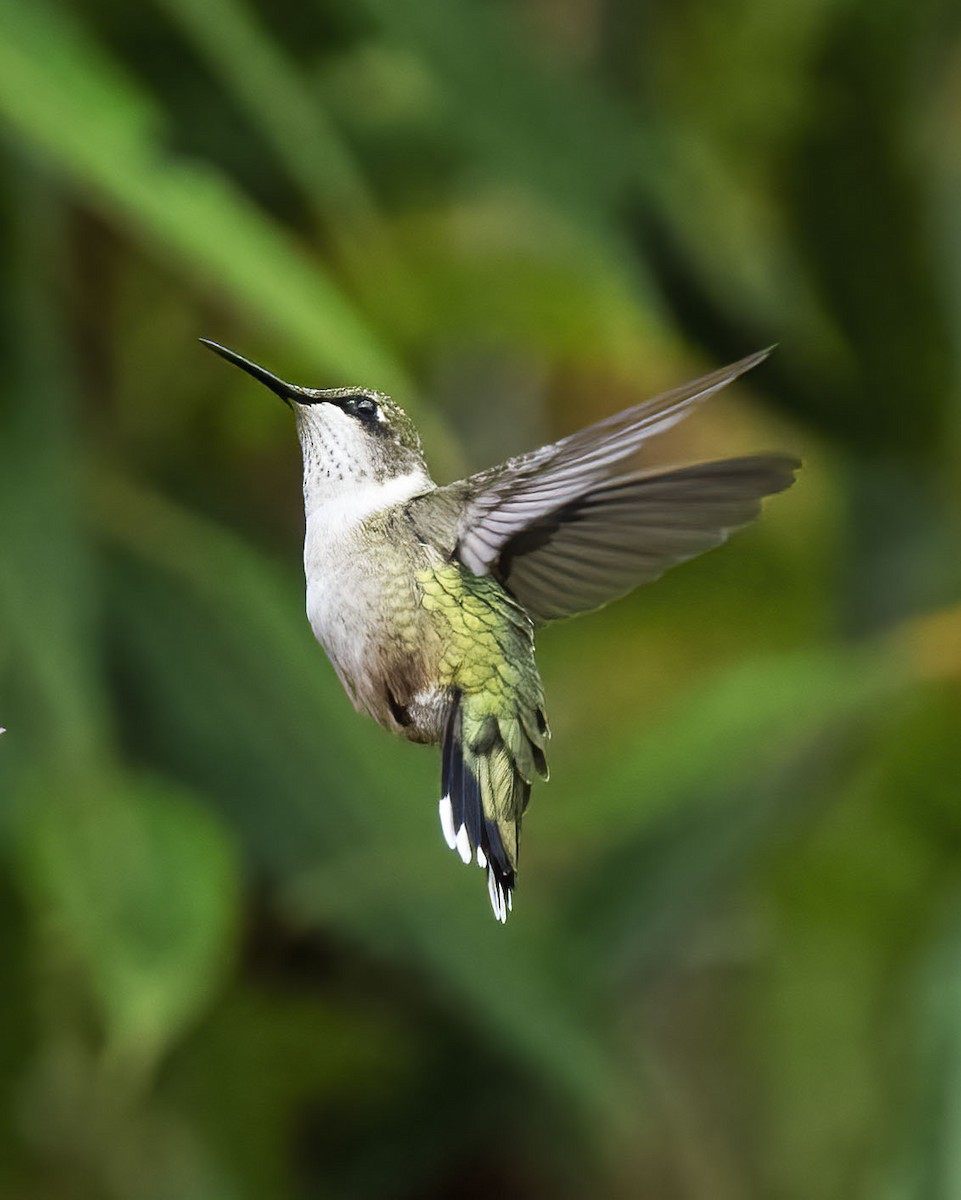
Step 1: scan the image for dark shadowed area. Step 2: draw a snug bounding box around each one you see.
[2,1,961,1197]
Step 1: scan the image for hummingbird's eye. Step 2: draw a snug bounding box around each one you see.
[346,395,380,422]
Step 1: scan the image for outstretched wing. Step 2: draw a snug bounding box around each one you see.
[491,455,798,622]
[454,349,774,576]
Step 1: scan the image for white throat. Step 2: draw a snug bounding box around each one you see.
[305,468,433,536]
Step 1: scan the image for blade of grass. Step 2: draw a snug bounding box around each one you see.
[0,0,411,394]
[153,0,431,352]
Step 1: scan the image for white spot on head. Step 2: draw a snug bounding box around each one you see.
[455,823,472,865]
[439,795,456,850]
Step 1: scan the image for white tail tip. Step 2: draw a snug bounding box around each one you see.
[438,795,456,850]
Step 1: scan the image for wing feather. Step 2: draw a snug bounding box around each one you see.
[455,350,773,574]
[496,456,799,622]
[406,352,798,623]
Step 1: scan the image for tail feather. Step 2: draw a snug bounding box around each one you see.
[497,714,541,785]
[438,692,544,923]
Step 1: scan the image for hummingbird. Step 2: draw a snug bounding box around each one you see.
[202,341,798,922]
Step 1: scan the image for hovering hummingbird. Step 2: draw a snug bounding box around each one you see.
[203,341,797,922]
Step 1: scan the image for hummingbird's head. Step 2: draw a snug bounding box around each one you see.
[202,341,431,510]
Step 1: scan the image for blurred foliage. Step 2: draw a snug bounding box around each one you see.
[1,0,961,1196]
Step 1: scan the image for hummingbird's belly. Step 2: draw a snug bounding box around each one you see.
[304,521,447,741]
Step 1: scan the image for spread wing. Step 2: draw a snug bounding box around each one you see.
[428,350,798,624]
[490,456,798,622]
[454,349,773,575]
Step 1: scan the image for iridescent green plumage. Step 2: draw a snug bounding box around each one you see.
[419,565,549,911]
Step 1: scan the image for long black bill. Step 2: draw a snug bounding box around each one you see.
[200,339,311,407]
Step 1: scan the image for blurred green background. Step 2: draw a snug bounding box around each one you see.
[2,0,961,1196]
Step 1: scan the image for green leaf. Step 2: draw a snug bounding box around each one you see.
[23,776,240,1072]
[0,0,410,394]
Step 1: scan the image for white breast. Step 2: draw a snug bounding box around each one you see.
[302,470,434,705]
